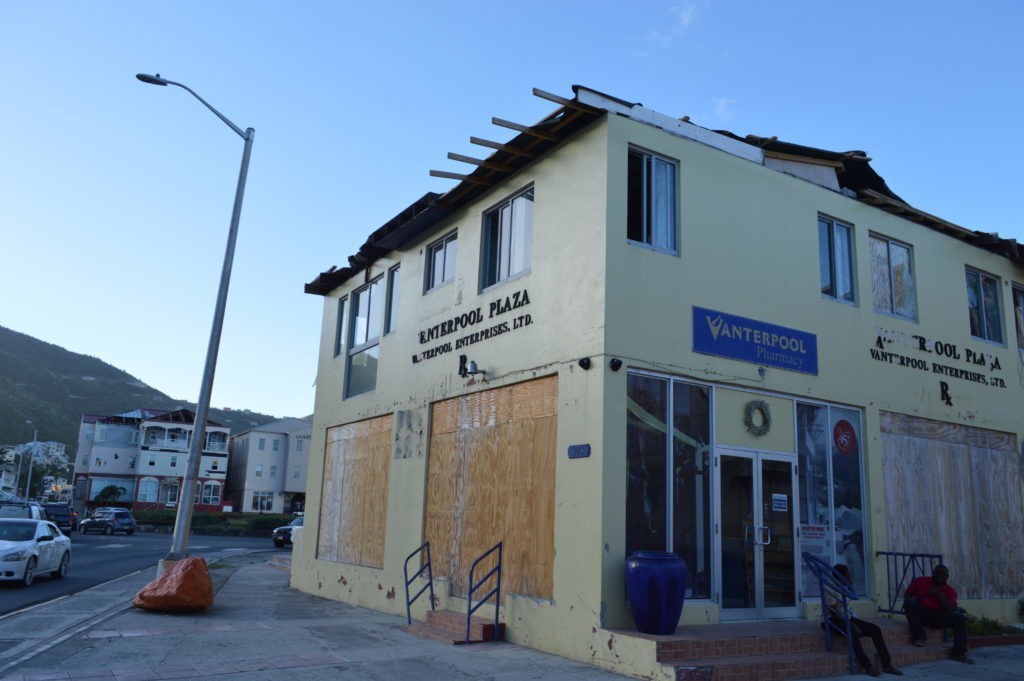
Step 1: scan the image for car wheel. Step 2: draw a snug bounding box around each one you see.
[103,525,113,535]
[274,540,285,548]
[80,525,88,534]
[21,557,36,587]
[126,529,135,536]
[53,552,70,579]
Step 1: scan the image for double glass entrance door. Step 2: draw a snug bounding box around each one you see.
[719,450,799,619]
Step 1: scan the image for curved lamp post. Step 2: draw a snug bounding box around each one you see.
[137,74,254,569]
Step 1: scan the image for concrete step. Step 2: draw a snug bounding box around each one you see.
[401,622,475,645]
[673,650,851,681]
[425,608,505,642]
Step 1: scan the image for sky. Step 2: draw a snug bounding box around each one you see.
[2,1,1022,420]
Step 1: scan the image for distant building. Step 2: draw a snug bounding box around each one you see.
[228,417,311,514]
[72,408,230,512]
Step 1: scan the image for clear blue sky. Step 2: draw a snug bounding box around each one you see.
[2,1,1022,419]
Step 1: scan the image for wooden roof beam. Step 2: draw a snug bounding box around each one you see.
[447,152,515,173]
[429,170,492,185]
[491,117,559,141]
[532,88,602,113]
[470,136,536,157]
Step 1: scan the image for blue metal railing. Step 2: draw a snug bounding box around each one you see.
[466,541,503,643]
[803,552,857,674]
[875,551,943,614]
[403,541,435,625]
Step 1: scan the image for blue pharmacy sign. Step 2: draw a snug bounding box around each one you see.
[692,306,818,375]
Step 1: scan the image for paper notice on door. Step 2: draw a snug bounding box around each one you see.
[771,493,788,512]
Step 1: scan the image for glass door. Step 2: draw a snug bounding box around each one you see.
[719,450,799,619]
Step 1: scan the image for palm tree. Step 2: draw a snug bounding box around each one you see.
[94,484,126,504]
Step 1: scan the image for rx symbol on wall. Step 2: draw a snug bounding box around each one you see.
[939,381,953,406]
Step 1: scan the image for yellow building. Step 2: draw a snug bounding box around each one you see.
[295,86,1024,677]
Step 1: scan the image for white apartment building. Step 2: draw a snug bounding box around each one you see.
[228,417,311,514]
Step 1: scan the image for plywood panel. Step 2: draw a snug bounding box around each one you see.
[316,414,392,568]
[881,411,1022,599]
[425,376,557,603]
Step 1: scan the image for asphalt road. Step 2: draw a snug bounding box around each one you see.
[0,530,283,615]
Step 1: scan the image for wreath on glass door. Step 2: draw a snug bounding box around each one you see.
[743,399,771,436]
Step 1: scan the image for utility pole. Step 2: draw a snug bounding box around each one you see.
[24,421,38,499]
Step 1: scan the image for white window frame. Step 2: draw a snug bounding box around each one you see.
[292,466,301,479]
[385,265,400,334]
[137,478,159,503]
[333,296,348,358]
[272,439,279,452]
[345,275,385,398]
[424,231,457,292]
[1013,284,1024,357]
[252,490,273,511]
[869,233,917,321]
[270,465,277,478]
[201,482,221,506]
[481,187,534,290]
[965,267,1004,344]
[258,438,266,451]
[255,465,263,477]
[818,215,856,304]
[627,146,678,254]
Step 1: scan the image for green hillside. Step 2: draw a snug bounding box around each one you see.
[0,325,281,455]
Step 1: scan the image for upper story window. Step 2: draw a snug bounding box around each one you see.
[385,265,400,334]
[966,268,1003,344]
[256,465,264,477]
[272,440,280,452]
[627,147,677,253]
[481,187,534,289]
[296,439,303,452]
[425,231,457,292]
[333,297,348,358]
[346,275,385,397]
[869,234,917,320]
[818,216,855,303]
[258,438,266,451]
[1013,285,1024,356]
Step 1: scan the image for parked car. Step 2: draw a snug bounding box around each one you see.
[273,516,304,548]
[0,502,47,520]
[79,508,137,535]
[41,503,77,532]
[0,518,71,586]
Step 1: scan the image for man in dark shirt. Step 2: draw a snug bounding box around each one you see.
[904,564,972,664]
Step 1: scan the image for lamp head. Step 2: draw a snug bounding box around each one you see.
[136,73,169,86]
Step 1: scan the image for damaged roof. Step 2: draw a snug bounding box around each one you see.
[306,86,1022,296]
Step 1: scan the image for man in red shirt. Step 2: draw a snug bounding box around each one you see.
[904,564,972,663]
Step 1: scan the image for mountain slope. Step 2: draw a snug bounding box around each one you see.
[0,325,280,454]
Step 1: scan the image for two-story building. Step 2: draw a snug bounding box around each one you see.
[227,417,311,514]
[292,86,1024,677]
[73,408,230,512]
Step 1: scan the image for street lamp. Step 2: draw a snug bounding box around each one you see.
[137,73,255,571]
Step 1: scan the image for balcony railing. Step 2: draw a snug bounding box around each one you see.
[144,438,190,451]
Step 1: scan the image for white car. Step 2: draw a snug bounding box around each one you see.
[0,519,71,586]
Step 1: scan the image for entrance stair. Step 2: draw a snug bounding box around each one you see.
[614,618,953,681]
[402,608,505,645]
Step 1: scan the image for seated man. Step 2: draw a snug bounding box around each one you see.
[829,564,902,677]
[904,564,973,664]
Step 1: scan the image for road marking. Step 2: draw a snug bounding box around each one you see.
[94,544,132,549]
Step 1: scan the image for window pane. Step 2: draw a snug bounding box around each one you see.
[431,242,445,288]
[386,267,400,334]
[833,223,854,302]
[831,408,865,596]
[966,271,983,337]
[627,149,644,242]
[366,277,384,342]
[626,374,668,555]
[890,242,916,319]
[498,203,512,281]
[508,192,533,277]
[352,287,369,346]
[347,345,379,396]
[1014,288,1024,352]
[671,382,711,599]
[334,298,347,357]
[797,403,832,597]
[869,236,892,314]
[651,158,676,251]
[981,274,1003,343]
[818,219,834,297]
[443,235,457,283]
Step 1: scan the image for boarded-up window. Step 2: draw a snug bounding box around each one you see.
[881,412,1023,599]
[317,414,393,568]
[425,376,557,601]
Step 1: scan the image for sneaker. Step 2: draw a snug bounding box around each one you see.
[864,666,881,677]
[911,639,925,647]
[882,665,903,675]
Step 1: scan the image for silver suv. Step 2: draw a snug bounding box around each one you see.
[80,508,137,535]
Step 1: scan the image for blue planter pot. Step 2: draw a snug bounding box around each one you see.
[625,551,687,635]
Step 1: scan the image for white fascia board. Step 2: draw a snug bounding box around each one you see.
[576,87,764,164]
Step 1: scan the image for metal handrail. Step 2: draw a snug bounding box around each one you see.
[403,541,435,625]
[875,551,943,614]
[466,541,503,643]
[802,552,858,674]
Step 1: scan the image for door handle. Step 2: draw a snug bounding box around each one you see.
[759,526,772,545]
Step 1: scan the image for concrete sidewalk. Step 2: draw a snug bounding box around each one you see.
[0,552,1020,681]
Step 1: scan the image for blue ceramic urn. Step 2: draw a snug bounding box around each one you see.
[625,551,687,635]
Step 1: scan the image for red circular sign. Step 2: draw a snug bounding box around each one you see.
[834,420,857,454]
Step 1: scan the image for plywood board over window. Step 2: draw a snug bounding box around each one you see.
[317,413,393,568]
[881,412,1023,599]
[425,376,557,602]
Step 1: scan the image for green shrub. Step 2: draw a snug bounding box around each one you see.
[246,514,293,530]
[966,614,1018,636]
[132,510,176,526]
